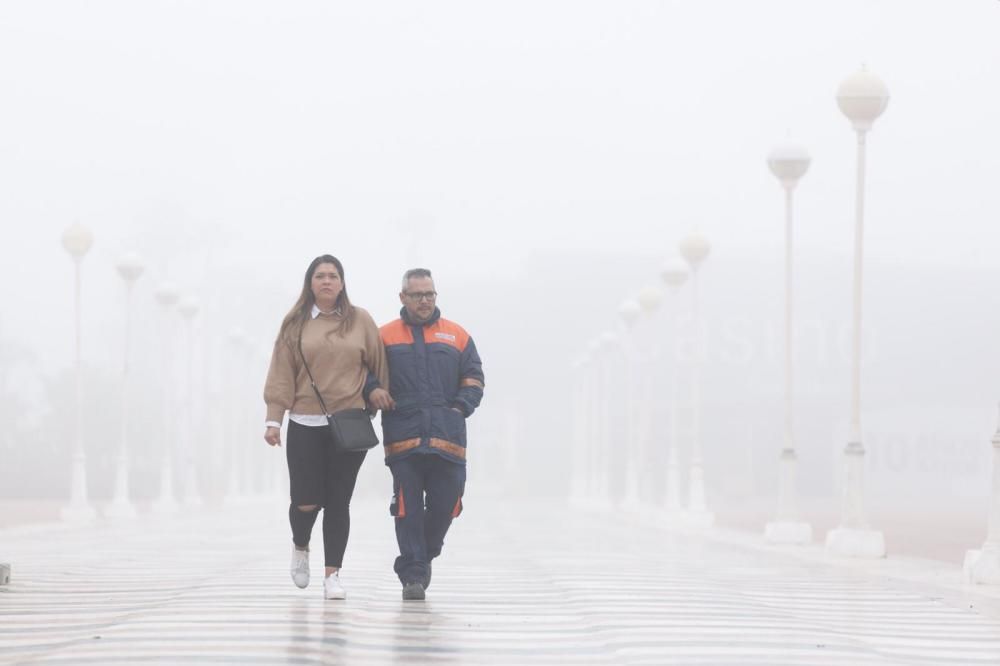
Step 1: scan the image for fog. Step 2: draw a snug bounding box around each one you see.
[1,1,998,561]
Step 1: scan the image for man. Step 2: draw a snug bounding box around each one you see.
[378,268,485,601]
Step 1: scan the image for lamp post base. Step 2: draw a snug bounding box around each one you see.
[658,506,687,528]
[825,527,885,558]
[181,461,200,506]
[153,461,178,514]
[620,458,643,514]
[60,502,96,524]
[106,455,134,519]
[682,509,715,528]
[569,494,612,514]
[179,496,201,509]
[764,520,812,545]
[104,499,136,519]
[619,491,645,515]
[964,546,1000,584]
[152,496,180,515]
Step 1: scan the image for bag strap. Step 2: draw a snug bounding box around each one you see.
[297,326,331,417]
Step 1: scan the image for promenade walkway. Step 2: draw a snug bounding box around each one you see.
[3,495,1000,664]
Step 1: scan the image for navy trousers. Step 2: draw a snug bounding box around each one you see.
[390,453,466,587]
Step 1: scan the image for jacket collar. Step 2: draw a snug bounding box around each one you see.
[400,306,441,327]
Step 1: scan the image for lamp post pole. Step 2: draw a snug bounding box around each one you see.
[679,233,713,526]
[618,299,642,510]
[177,298,200,506]
[226,327,249,504]
[106,253,145,518]
[584,338,602,506]
[152,283,180,514]
[660,262,689,516]
[964,405,1000,583]
[60,223,96,523]
[826,66,889,558]
[596,331,619,507]
[569,355,587,504]
[635,285,662,512]
[764,143,813,545]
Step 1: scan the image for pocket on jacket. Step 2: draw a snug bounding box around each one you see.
[432,405,466,447]
[386,346,421,394]
[382,407,422,444]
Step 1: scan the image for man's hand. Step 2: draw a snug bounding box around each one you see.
[264,426,282,447]
[369,387,396,411]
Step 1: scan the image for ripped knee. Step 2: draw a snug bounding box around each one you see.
[296,504,319,512]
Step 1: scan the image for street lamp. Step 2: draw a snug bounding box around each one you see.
[569,353,588,505]
[583,338,602,506]
[596,330,619,506]
[60,223,96,523]
[177,298,200,506]
[106,252,145,518]
[618,298,642,509]
[226,326,249,503]
[964,404,1000,583]
[660,261,689,515]
[634,285,662,512]
[679,232,713,526]
[636,285,662,313]
[619,299,641,326]
[764,142,813,545]
[826,66,889,558]
[152,283,180,514]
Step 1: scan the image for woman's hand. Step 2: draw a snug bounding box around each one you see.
[264,426,282,447]
[369,387,396,411]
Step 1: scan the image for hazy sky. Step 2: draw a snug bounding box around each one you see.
[2,1,1000,551]
[1,0,998,369]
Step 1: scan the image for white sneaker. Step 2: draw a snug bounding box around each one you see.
[324,571,346,600]
[290,547,310,589]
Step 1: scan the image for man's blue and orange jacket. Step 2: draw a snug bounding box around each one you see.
[377,307,484,465]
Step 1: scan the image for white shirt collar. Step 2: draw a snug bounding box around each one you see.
[311,304,341,319]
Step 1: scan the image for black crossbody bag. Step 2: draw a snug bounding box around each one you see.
[297,329,379,453]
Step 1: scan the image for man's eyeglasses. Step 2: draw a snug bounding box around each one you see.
[404,291,437,302]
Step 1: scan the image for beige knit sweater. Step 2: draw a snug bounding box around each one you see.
[263,306,389,423]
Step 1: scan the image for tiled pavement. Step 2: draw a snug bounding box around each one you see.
[3,496,1000,664]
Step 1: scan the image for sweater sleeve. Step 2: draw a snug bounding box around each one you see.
[263,336,297,424]
[360,309,390,394]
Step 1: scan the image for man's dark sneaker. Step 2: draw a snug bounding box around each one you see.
[402,582,426,601]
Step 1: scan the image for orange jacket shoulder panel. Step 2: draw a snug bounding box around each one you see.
[423,318,469,352]
[380,319,414,346]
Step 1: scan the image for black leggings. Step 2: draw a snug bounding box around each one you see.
[286,420,367,568]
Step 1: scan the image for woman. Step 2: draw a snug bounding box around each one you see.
[263,255,394,600]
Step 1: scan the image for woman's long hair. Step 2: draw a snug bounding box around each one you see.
[276,254,356,344]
